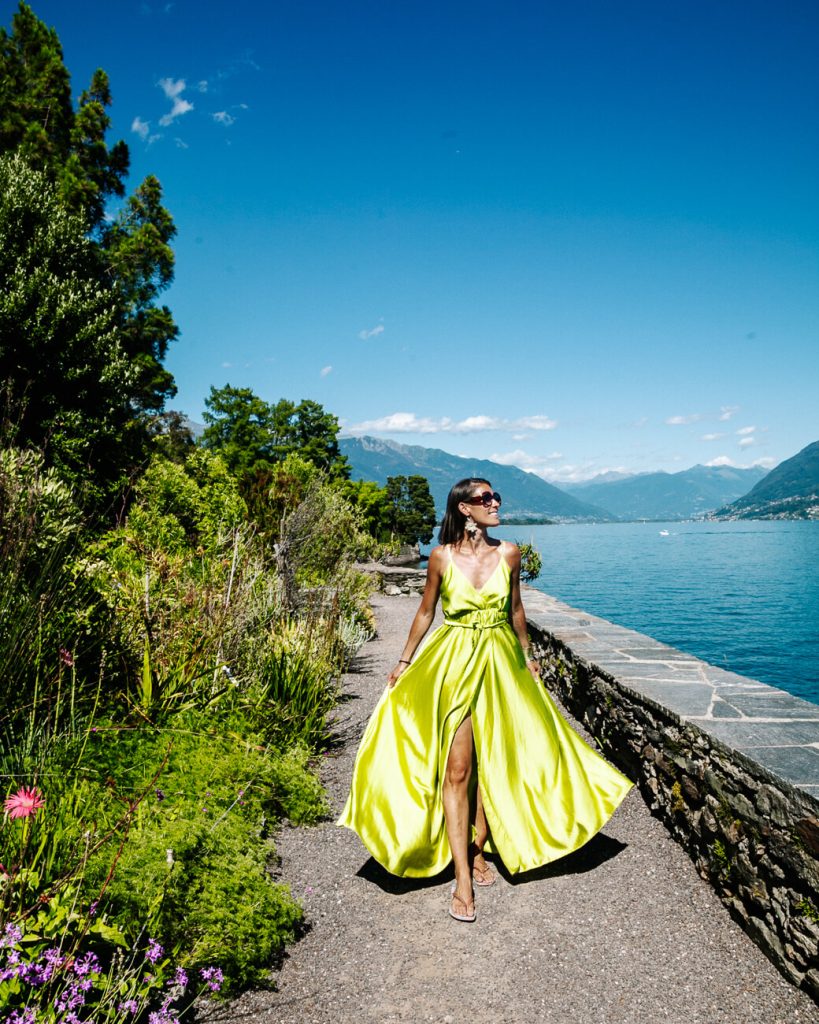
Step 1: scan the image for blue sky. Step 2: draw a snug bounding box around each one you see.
[17,0,819,481]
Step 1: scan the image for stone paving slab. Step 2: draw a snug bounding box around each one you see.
[523,588,819,797]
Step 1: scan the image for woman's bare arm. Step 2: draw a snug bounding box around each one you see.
[507,544,540,679]
[387,546,446,687]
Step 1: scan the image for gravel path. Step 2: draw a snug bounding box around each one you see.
[210,594,818,1024]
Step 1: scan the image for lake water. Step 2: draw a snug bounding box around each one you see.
[490,520,819,706]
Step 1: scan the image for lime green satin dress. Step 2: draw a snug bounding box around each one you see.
[338,548,632,877]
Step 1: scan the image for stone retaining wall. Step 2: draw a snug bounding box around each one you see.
[523,588,819,1002]
[355,562,426,597]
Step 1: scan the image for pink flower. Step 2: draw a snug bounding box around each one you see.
[4,786,45,820]
[60,648,75,667]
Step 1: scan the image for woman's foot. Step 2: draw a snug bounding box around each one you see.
[471,844,496,887]
[449,882,476,922]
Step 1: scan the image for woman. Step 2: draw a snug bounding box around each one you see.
[339,478,632,922]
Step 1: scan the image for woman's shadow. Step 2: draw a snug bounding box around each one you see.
[356,831,627,893]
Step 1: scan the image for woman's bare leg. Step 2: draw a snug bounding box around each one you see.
[471,784,495,885]
[443,715,475,918]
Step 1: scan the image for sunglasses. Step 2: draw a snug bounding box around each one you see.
[465,491,502,507]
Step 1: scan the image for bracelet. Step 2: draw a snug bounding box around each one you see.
[398,659,411,665]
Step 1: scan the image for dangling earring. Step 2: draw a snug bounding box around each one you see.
[464,514,478,538]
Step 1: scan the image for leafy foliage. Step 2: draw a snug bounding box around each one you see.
[516,541,543,582]
[80,718,322,989]
[0,3,128,230]
[0,155,137,504]
[384,474,437,545]
[201,384,349,480]
[0,2,179,483]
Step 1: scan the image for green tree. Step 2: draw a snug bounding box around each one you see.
[101,175,178,412]
[340,478,393,540]
[0,3,178,419]
[0,3,128,230]
[200,385,278,477]
[0,154,135,504]
[200,385,349,480]
[285,398,349,478]
[385,475,437,545]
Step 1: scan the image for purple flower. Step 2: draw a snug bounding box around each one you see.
[118,999,140,1015]
[145,938,164,964]
[1,922,23,947]
[155,788,166,801]
[44,946,65,967]
[199,965,224,992]
[7,1009,37,1024]
[55,982,86,1013]
[173,966,188,989]
[72,951,100,977]
[148,1004,179,1024]
[18,960,48,986]
[89,900,99,917]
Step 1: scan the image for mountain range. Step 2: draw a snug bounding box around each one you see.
[339,437,614,522]
[341,436,819,522]
[714,440,819,520]
[562,465,768,521]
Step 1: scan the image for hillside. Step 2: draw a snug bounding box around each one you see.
[714,441,819,520]
[562,464,768,521]
[339,437,615,522]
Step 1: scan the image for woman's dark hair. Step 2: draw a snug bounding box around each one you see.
[438,478,492,545]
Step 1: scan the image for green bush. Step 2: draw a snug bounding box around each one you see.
[79,712,326,989]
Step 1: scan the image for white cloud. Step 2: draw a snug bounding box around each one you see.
[489,449,565,473]
[517,415,558,431]
[736,425,756,436]
[159,76,186,99]
[705,456,738,467]
[346,411,558,436]
[457,415,503,432]
[700,433,724,441]
[174,137,188,149]
[131,116,150,141]
[320,365,332,377]
[719,405,740,421]
[158,77,194,126]
[213,110,235,126]
[489,449,546,468]
[540,462,602,483]
[738,436,755,448]
[348,412,450,434]
[197,80,209,93]
[666,413,702,426]
[358,324,385,340]
[752,457,776,469]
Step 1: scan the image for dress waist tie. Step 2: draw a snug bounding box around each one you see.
[443,610,508,649]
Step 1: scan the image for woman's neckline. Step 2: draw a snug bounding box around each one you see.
[448,542,506,593]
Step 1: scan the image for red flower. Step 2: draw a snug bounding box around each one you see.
[4,786,45,820]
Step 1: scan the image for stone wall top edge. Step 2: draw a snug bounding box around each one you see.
[522,586,819,806]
